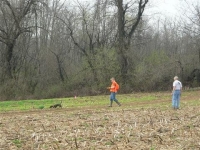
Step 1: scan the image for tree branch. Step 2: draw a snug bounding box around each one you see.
[128,0,148,39]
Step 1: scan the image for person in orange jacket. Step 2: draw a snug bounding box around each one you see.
[107,77,121,107]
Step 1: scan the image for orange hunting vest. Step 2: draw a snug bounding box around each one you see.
[110,81,119,92]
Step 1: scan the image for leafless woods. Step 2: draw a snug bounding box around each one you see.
[0,0,199,100]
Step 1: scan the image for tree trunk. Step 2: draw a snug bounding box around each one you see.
[116,0,149,85]
[5,41,16,78]
[117,0,128,82]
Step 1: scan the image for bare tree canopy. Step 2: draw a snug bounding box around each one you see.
[0,0,38,78]
[0,0,199,100]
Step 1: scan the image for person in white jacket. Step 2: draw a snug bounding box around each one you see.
[172,76,182,109]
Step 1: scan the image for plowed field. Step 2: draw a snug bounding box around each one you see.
[0,91,200,150]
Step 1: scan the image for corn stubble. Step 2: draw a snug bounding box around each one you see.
[0,106,200,150]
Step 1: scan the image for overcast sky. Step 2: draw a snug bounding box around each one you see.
[150,0,197,16]
[150,0,180,16]
[67,0,199,19]
[138,0,199,25]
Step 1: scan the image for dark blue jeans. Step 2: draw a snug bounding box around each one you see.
[172,90,181,109]
[110,92,118,102]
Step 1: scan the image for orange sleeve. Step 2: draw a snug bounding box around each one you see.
[110,81,117,92]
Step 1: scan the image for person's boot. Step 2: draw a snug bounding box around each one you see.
[108,101,113,107]
[115,100,121,106]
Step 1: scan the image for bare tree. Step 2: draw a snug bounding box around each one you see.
[180,1,200,86]
[56,0,116,84]
[0,0,38,79]
[115,0,149,84]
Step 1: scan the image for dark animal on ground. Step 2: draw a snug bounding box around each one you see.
[50,101,62,108]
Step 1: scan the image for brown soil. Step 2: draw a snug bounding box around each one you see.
[0,91,200,150]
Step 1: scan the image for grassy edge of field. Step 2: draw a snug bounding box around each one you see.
[0,90,199,113]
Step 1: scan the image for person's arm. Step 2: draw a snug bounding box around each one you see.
[172,81,176,94]
[114,82,120,93]
[172,85,176,95]
[172,82,176,94]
